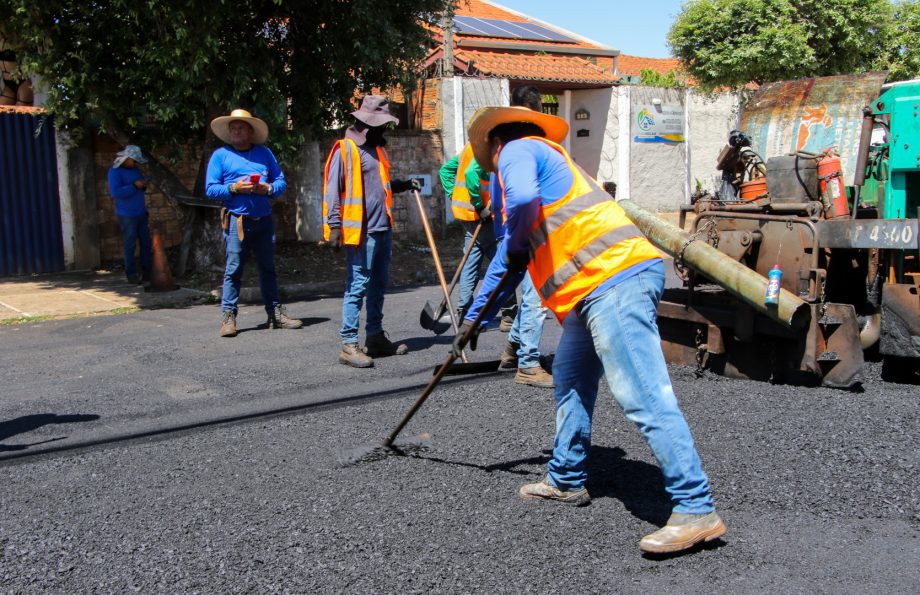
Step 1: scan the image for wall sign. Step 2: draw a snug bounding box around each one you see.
[576,129,590,138]
[575,108,590,121]
[634,104,685,143]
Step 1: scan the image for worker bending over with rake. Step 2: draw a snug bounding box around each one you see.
[456,106,725,554]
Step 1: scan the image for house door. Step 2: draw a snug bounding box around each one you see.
[0,111,65,276]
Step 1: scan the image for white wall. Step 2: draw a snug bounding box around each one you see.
[569,87,615,179]
[687,90,741,195]
[627,86,688,211]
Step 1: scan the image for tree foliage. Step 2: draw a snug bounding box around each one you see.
[885,0,920,81]
[0,0,448,171]
[637,68,688,88]
[667,0,898,89]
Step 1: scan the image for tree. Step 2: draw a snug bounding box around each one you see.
[637,68,688,88]
[668,0,895,89]
[884,0,920,80]
[0,0,449,269]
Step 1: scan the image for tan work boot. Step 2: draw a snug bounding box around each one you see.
[363,331,408,357]
[219,311,237,337]
[268,305,303,329]
[498,340,520,370]
[639,511,726,554]
[515,366,555,388]
[519,477,590,506]
[339,343,374,368]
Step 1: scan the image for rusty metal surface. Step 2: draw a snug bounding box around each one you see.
[657,295,864,388]
[815,218,919,249]
[620,199,811,329]
[741,73,887,186]
[880,282,920,358]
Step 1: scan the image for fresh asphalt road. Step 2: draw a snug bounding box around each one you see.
[1,284,918,591]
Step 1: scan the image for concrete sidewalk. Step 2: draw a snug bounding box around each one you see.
[0,270,211,321]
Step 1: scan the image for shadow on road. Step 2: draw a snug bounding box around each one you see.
[0,413,100,452]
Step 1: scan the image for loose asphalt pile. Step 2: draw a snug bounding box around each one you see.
[2,354,917,591]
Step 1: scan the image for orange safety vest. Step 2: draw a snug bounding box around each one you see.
[322,139,393,245]
[506,137,661,322]
[450,143,491,222]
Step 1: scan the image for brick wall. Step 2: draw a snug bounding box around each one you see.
[417,78,441,131]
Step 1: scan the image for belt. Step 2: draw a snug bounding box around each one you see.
[230,213,264,241]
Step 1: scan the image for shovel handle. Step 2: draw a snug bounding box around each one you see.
[412,189,468,362]
[383,270,515,447]
[433,220,483,319]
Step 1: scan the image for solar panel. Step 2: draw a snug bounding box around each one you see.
[452,16,577,44]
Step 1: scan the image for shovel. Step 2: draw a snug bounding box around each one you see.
[411,189,468,363]
[419,220,483,335]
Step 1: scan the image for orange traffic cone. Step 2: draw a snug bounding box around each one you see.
[147,232,177,292]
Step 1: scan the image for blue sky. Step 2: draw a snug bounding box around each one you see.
[488,0,686,57]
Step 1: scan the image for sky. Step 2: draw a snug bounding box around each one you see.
[486,0,686,58]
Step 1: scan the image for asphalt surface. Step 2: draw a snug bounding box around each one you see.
[1,284,918,591]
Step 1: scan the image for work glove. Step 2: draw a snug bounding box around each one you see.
[451,321,479,358]
[478,206,492,220]
[391,178,422,193]
[328,227,342,250]
[505,250,530,274]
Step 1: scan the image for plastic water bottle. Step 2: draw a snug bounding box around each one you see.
[765,265,782,305]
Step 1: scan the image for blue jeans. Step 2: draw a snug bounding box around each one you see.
[222,214,280,315]
[548,261,715,514]
[340,230,392,344]
[508,271,545,369]
[457,220,497,318]
[117,213,152,280]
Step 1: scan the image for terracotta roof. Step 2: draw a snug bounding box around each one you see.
[456,49,619,85]
[0,105,45,114]
[616,55,682,77]
[450,0,609,52]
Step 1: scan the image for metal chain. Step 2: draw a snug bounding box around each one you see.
[694,327,708,377]
[677,217,719,267]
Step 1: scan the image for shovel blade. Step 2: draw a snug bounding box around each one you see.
[420,301,451,335]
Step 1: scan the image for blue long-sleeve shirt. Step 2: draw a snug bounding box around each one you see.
[205,145,286,217]
[107,166,147,217]
[465,139,658,325]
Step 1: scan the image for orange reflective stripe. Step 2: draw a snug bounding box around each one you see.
[323,139,365,244]
[451,144,479,221]
[522,137,659,321]
[377,147,393,227]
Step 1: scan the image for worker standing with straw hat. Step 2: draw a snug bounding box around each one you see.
[457,105,725,554]
[206,108,302,337]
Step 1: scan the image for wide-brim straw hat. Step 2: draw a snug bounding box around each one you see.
[210,109,269,145]
[467,106,568,172]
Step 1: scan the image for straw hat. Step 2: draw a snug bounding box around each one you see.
[467,106,568,172]
[210,109,269,145]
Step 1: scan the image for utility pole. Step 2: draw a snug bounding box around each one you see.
[441,2,455,77]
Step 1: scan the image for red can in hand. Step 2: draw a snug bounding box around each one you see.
[250,174,261,185]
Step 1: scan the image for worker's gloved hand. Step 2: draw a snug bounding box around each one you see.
[478,206,492,220]
[328,227,342,250]
[391,179,422,193]
[451,321,479,358]
[505,250,530,274]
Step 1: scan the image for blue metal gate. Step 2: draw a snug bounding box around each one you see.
[0,111,65,276]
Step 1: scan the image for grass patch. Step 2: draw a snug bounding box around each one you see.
[0,307,142,326]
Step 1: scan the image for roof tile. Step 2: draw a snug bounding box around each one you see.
[457,49,619,85]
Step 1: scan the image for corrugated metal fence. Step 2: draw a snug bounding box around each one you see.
[0,112,65,276]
